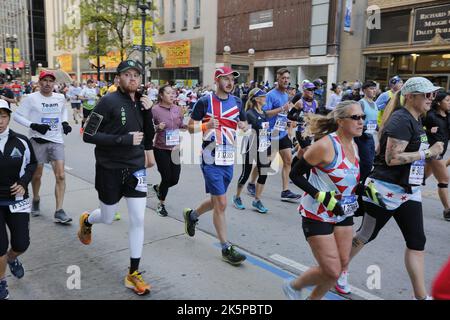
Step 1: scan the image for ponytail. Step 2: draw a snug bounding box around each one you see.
[378,91,402,139]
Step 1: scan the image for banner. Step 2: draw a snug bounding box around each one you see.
[57,54,73,73]
[132,19,153,50]
[5,48,20,63]
[344,0,353,32]
[156,40,191,68]
[89,51,124,70]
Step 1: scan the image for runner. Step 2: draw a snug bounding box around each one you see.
[247,68,300,202]
[183,66,249,266]
[13,71,73,224]
[232,88,271,214]
[0,99,37,300]
[284,100,365,300]
[423,91,450,221]
[376,75,404,127]
[78,60,155,295]
[325,83,342,112]
[0,79,16,107]
[67,81,83,124]
[11,81,22,103]
[80,79,98,132]
[342,77,442,300]
[151,84,186,217]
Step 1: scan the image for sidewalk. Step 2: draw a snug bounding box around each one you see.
[6,166,295,300]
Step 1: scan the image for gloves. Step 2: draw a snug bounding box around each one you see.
[30,123,51,135]
[62,122,72,135]
[316,191,345,216]
[356,181,387,208]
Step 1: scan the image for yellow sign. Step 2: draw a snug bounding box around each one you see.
[89,51,125,70]
[132,20,153,47]
[5,48,20,63]
[57,54,73,73]
[157,40,191,68]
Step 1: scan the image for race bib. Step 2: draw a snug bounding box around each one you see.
[41,118,59,131]
[258,124,271,152]
[340,195,359,215]
[274,114,288,132]
[9,198,31,214]
[165,129,180,146]
[366,120,377,135]
[215,144,235,166]
[133,169,147,193]
[409,160,425,185]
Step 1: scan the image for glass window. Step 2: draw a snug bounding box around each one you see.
[170,0,176,32]
[365,55,390,86]
[194,0,201,27]
[368,10,410,45]
[182,0,188,29]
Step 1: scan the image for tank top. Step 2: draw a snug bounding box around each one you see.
[299,133,360,224]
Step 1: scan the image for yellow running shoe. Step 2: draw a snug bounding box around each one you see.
[77,212,92,245]
[125,271,151,296]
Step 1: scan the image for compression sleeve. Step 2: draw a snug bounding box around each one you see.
[289,157,319,197]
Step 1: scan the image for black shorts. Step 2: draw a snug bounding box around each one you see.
[0,205,30,256]
[95,165,147,205]
[71,103,81,110]
[302,216,354,240]
[273,135,293,151]
[83,108,92,119]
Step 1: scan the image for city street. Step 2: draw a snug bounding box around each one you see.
[5,113,449,300]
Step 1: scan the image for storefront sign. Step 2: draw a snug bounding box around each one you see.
[156,40,191,68]
[414,4,450,42]
[89,51,124,71]
[416,54,450,73]
[249,10,273,30]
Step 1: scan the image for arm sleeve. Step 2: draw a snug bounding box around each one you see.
[143,109,155,150]
[289,157,319,197]
[13,97,33,128]
[82,99,133,146]
[61,97,68,123]
[190,98,208,121]
[18,137,37,188]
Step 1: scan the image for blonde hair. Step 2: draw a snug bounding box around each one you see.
[245,88,265,111]
[303,100,359,141]
[378,91,403,139]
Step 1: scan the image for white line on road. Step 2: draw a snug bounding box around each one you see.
[64,166,73,171]
[269,254,384,301]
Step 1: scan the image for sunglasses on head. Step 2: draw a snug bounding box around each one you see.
[412,92,437,100]
[343,114,366,121]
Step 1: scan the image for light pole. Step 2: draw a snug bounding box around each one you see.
[248,48,255,83]
[6,34,18,80]
[137,0,152,85]
[223,46,231,68]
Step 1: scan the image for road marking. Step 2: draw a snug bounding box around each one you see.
[270,254,383,300]
[64,166,73,171]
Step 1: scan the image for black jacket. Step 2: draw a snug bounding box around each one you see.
[0,130,37,201]
[83,88,155,169]
[423,108,450,156]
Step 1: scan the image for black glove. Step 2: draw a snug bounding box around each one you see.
[356,181,387,209]
[30,123,51,135]
[62,122,72,135]
[316,191,345,216]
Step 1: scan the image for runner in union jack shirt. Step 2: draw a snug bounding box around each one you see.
[183,67,249,266]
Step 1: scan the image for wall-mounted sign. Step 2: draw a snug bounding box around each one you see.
[249,10,273,30]
[156,40,191,68]
[414,4,450,42]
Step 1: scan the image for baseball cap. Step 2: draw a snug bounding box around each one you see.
[117,60,142,74]
[214,67,240,79]
[303,82,316,90]
[362,81,377,90]
[313,79,324,87]
[0,99,11,113]
[401,77,442,95]
[249,88,267,100]
[389,75,403,86]
[39,70,56,81]
[352,82,362,90]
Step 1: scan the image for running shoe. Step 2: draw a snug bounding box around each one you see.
[252,200,268,214]
[222,245,246,266]
[31,199,40,217]
[114,212,121,221]
[0,279,8,300]
[157,203,168,217]
[247,183,256,197]
[152,184,161,198]
[54,209,72,224]
[335,271,351,294]
[281,190,301,202]
[183,208,197,237]
[77,212,92,245]
[232,196,245,210]
[125,270,151,296]
[7,258,24,279]
[443,209,450,221]
[282,279,308,300]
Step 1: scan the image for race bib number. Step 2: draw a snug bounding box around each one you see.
[340,195,359,215]
[165,129,180,146]
[274,114,288,132]
[409,160,425,185]
[9,198,31,214]
[133,169,147,193]
[366,120,377,135]
[215,145,235,166]
[41,118,59,131]
[258,127,271,152]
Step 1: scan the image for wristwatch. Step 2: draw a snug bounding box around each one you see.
[424,149,432,159]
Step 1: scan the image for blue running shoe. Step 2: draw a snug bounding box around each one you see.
[281,190,301,203]
[232,196,245,210]
[0,279,8,300]
[8,258,24,279]
[247,183,256,197]
[252,200,268,214]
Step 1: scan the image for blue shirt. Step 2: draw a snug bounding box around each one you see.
[263,89,289,140]
[375,91,391,111]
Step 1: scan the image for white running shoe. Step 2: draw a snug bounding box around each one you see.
[282,279,308,300]
[335,271,351,295]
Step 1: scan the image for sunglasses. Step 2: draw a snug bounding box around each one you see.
[412,92,437,100]
[304,88,315,92]
[343,114,366,121]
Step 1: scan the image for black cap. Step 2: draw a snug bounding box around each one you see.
[362,81,377,90]
[117,60,142,74]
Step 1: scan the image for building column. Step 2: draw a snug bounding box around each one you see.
[326,61,338,103]
[264,67,274,86]
[298,66,306,87]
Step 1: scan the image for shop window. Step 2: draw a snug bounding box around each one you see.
[365,55,390,85]
[368,10,410,45]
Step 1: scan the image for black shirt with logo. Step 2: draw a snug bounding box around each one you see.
[371,108,427,191]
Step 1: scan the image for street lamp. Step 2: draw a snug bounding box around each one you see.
[223,46,231,67]
[248,48,255,83]
[6,34,18,80]
[136,0,152,85]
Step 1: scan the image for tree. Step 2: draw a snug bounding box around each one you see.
[55,0,155,61]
